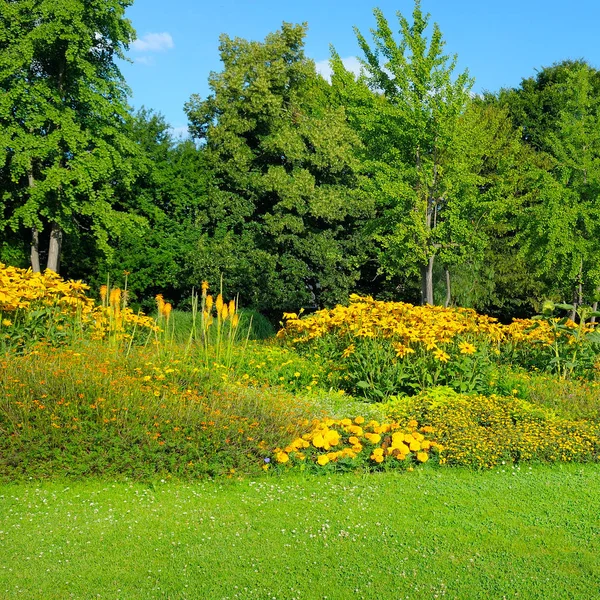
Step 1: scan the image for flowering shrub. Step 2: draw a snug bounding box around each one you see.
[384,387,600,469]
[0,263,157,350]
[271,415,443,472]
[279,295,505,399]
[279,295,600,399]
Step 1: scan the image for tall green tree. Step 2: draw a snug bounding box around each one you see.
[95,109,211,308]
[185,23,371,314]
[341,1,474,304]
[496,61,600,308]
[0,0,142,273]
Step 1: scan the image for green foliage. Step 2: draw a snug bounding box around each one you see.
[514,371,600,421]
[0,343,319,479]
[0,0,145,273]
[333,2,483,304]
[495,61,600,304]
[185,23,372,315]
[508,302,600,379]
[384,387,600,468]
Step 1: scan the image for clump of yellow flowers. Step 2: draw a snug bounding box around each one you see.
[1,263,157,348]
[272,415,443,471]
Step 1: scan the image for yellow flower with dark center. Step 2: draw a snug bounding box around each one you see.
[433,348,450,362]
[458,341,476,354]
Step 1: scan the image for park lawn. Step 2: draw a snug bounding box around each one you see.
[1,464,599,600]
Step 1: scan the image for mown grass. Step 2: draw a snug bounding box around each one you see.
[1,464,599,599]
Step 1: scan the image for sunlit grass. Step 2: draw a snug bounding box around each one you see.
[1,464,599,599]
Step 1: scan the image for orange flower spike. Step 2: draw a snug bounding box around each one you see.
[206,295,214,312]
[163,302,172,319]
[221,302,229,320]
[110,288,121,308]
[201,281,209,297]
[228,299,236,316]
[215,293,224,316]
[99,285,107,303]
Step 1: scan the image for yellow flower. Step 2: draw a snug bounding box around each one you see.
[417,452,429,463]
[364,433,381,445]
[433,348,450,362]
[409,440,421,452]
[276,451,289,463]
[317,455,330,466]
[2,319,12,327]
[312,434,325,448]
[354,416,365,425]
[458,341,476,354]
[342,344,356,358]
[325,429,341,446]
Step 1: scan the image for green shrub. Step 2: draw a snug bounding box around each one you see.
[383,387,600,468]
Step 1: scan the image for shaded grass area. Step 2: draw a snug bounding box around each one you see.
[1,464,600,599]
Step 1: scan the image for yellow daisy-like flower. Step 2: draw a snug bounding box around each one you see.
[458,341,476,354]
[433,348,450,363]
[354,416,365,425]
[317,455,330,466]
[2,319,12,327]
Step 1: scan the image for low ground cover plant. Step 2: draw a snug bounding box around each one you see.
[384,386,600,468]
[0,343,321,479]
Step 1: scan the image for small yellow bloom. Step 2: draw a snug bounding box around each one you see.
[276,451,289,463]
[417,452,429,463]
[317,455,330,466]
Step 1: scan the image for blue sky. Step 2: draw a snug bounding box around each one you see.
[119,0,600,136]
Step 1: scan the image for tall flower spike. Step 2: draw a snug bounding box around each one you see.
[215,293,223,316]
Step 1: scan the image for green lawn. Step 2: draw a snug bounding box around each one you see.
[1,464,600,599]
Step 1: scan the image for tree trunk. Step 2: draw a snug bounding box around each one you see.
[46,222,63,273]
[571,259,584,321]
[27,169,41,273]
[421,255,435,305]
[31,227,41,273]
[592,300,598,324]
[444,266,451,308]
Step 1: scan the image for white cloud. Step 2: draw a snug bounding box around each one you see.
[134,55,155,66]
[132,32,174,53]
[170,126,189,139]
[315,56,364,82]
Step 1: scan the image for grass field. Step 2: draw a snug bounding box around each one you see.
[2,464,600,600]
